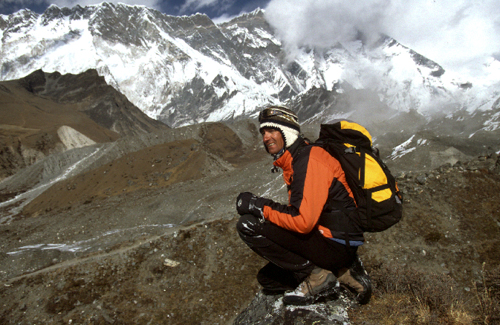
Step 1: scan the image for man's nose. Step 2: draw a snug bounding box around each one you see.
[262,131,271,141]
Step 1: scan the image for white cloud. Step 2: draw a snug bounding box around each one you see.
[264,0,500,81]
[212,13,238,24]
[179,0,235,15]
[265,0,389,50]
[179,0,218,13]
[386,0,500,82]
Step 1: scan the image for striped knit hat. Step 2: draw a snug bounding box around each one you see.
[258,106,300,149]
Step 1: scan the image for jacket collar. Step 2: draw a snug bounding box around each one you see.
[273,136,307,169]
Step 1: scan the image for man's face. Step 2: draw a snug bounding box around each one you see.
[261,128,284,155]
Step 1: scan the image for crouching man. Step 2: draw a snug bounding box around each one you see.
[236,106,372,305]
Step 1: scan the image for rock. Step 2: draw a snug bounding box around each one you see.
[416,174,427,185]
[234,289,353,324]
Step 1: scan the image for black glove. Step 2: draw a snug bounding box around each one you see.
[236,192,258,215]
[236,192,273,219]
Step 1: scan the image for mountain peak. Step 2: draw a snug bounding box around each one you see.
[41,4,70,24]
[92,1,152,15]
[220,7,265,26]
[247,7,265,17]
[45,4,62,12]
[0,8,37,26]
[176,12,215,28]
[1,2,498,130]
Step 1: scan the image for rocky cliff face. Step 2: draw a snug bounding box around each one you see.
[2,3,497,129]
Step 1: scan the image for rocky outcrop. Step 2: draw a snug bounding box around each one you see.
[234,290,353,324]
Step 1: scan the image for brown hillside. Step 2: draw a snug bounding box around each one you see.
[0,77,119,179]
[0,78,119,144]
[22,139,208,217]
[0,69,170,180]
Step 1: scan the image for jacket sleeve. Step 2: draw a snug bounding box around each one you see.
[263,146,346,234]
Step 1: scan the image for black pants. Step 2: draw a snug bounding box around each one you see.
[236,214,357,291]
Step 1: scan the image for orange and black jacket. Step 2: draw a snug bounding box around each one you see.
[261,137,364,243]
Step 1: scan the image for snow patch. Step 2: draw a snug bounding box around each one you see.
[7,224,175,255]
[390,135,418,160]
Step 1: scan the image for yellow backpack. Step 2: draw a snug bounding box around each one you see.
[317,120,403,232]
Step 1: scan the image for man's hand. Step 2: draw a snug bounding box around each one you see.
[237,192,273,220]
[236,192,258,215]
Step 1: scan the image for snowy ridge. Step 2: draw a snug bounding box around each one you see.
[1,3,499,128]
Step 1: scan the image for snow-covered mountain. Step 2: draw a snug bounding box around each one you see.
[0,2,499,130]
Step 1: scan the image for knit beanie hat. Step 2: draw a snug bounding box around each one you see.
[258,106,300,149]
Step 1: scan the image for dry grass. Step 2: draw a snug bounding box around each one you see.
[473,263,500,325]
[349,262,500,324]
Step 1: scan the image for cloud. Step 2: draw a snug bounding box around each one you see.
[212,13,238,24]
[385,0,500,81]
[178,0,234,15]
[264,0,500,81]
[179,0,218,12]
[265,0,389,50]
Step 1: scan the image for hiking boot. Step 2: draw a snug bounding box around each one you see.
[336,255,372,305]
[282,267,337,305]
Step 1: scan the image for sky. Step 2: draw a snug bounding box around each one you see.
[0,0,271,22]
[1,0,499,82]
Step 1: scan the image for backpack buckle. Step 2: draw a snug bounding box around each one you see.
[344,147,356,154]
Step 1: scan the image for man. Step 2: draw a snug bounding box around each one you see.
[236,105,372,305]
